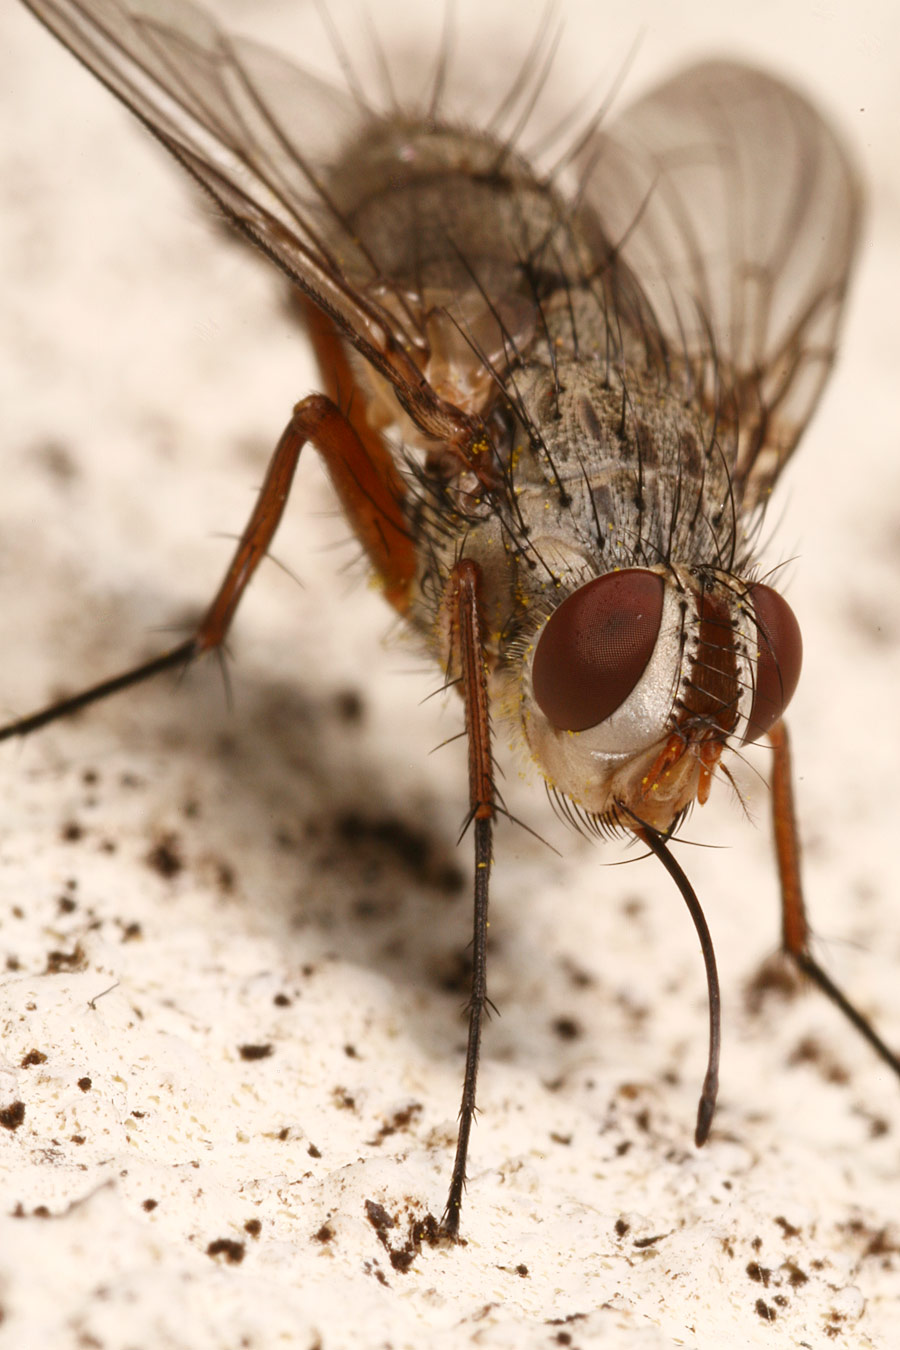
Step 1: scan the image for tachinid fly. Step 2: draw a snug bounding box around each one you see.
[9,0,900,1235]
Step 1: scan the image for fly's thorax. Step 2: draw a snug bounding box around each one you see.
[508,355,744,577]
[511,566,801,830]
[403,353,746,690]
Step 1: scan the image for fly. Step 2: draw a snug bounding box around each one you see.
[9,0,900,1236]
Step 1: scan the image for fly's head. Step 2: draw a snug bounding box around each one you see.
[518,567,802,833]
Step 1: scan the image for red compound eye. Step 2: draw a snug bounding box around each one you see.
[531,570,665,731]
[743,584,802,743]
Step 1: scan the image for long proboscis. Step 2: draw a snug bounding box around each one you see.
[621,806,722,1146]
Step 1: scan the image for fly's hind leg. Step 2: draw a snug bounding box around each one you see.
[0,394,416,744]
[767,718,900,1080]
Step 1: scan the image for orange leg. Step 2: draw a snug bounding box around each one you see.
[0,394,415,742]
[768,719,900,1077]
[437,558,496,1238]
[299,301,417,612]
[197,392,414,648]
[768,719,810,957]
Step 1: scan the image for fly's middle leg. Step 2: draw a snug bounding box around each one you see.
[0,394,415,742]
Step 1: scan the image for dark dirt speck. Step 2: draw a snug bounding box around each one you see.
[206,1238,245,1264]
[239,1044,273,1062]
[0,1102,25,1131]
[145,834,184,879]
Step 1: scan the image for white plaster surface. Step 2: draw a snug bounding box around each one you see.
[1,2,899,1347]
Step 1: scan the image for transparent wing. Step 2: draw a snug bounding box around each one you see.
[21,0,478,441]
[576,60,863,508]
[23,5,862,492]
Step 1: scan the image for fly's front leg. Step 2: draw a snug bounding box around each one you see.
[768,719,900,1079]
[438,558,495,1239]
[0,395,415,743]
